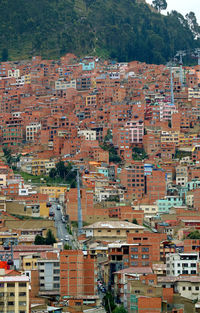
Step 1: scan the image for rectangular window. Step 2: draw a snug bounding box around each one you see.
[131,255,138,259]
[142,248,149,252]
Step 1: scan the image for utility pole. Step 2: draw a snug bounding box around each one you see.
[175,50,186,87]
[77,169,83,235]
[170,66,174,106]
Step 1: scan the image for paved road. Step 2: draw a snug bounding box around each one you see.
[51,203,77,249]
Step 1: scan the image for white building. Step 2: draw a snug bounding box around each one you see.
[158,276,200,301]
[26,123,41,141]
[166,253,198,276]
[55,78,76,90]
[176,165,188,187]
[78,129,96,141]
[8,69,20,78]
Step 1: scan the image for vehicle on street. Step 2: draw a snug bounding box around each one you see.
[65,235,70,241]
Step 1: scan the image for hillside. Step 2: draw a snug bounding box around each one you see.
[0,0,199,63]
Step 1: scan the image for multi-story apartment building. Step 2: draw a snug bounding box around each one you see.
[60,250,97,298]
[0,271,29,313]
[38,258,60,295]
[26,123,41,142]
[166,253,199,276]
[2,116,23,147]
[120,162,145,200]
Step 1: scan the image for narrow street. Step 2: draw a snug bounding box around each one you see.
[51,203,76,249]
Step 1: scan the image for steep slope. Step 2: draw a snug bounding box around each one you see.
[0,0,199,63]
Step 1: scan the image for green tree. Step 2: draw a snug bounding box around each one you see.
[132,147,148,160]
[34,234,46,245]
[3,147,13,165]
[56,161,67,179]
[49,167,57,178]
[187,230,200,239]
[104,129,113,143]
[45,229,56,245]
[1,48,8,62]
[103,292,116,313]
[100,142,122,164]
[152,0,167,12]
[113,305,127,313]
[132,218,138,225]
[186,12,200,38]
[64,243,72,250]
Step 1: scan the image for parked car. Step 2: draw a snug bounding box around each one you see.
[65,235,70,241]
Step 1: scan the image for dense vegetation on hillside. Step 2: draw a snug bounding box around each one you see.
[0,0,199,63]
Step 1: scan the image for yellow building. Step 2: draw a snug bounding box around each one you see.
[0,232,18,245]
[40,186,67,200]
[20,254,40,271]
[179,133,197,147]
[39,202,49,218]
[86,94,97,106]
[0,271,30,313]
[161,130,179,146]
[83,221,144,241]
[24,74,31,84]
[31,159,47,176]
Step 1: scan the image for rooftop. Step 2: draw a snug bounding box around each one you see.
[83,221,145,230]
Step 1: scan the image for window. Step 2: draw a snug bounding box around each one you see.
[195,286,199,291]
[53,283,60,289]
[19,283,26,287]
[188,287,191,291]
[182,286,185,291]
[8,302,14,305]
[142,248,149,252]
[131,247,138,252]
[7,283,15,288]
[19,292,26,297]
[135,290,140,294]
[19,301,26,306]
[131,262,138,266]
[142,254,149,259]
[54,262,59,267]
[131,255,138,259]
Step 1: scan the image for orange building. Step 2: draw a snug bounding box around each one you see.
[60,250,97,298]
[146,169,166,204]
